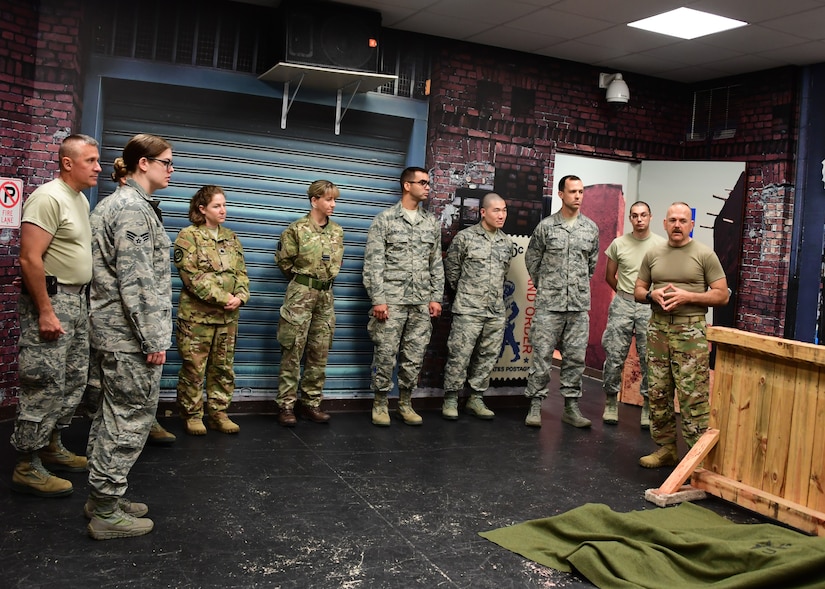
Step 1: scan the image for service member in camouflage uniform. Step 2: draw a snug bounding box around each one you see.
[12,134,101,498]
[442,193,512,420]
[523,175,600,429]
[634,202,728,468]
[601,201,666,428]
[85,134,174,540]
[363,167,444,426]
[275,180,344,426]
[174,185,249,435]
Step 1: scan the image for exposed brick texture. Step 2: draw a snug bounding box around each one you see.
[0,0,85,407]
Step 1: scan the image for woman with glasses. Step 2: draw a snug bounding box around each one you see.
[85,133,174,540]
[173,185,249,436]
[274,180,344,426]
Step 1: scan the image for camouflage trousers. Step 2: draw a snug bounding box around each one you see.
[176,319,238,418]
[601,294,651,398]
[646,316,710,447]
[277,283,335,408]
[443,313,505,393]
[87,350,161,499]
[12,292,89,453]
[525,310,588,399]
[367,303,432,394]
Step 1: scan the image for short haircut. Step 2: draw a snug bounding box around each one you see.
[481,192,505,210]
[400,166,428,190]
[629,201,651,214]
[557,174,581,192]
[189,185,225,225]
[58,134,99,170]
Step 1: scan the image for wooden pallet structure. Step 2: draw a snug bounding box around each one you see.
[645,326,825,537]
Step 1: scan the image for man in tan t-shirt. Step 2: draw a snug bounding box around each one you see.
[634,202,729,469]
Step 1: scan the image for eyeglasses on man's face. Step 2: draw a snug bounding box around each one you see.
[147,157,174,171]
[408,179,430,187]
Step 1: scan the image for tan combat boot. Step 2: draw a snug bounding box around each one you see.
[86,496,154,540]
[524,398,542,427]
[147,419,177,445]
[397,390,423,426]
[639,444,678,468]
[602,394,619,425]
[465,394,494,420]
[84,497,149,518]
[39,430,87,472]
[371,393,391,427]
[207,411,240,434]
[441,391,459,420]
[640,398,650,430]
[562,398,592,428]
[184,416,207,436]
[11,452,73,497]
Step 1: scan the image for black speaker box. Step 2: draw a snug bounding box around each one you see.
[277,1,382,72]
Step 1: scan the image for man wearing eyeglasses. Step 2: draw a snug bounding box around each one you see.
[363,166,444,426]
[600,201,665,428]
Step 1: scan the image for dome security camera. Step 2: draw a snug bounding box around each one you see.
[599,73,630,105]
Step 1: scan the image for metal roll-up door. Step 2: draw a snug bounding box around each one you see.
[97,79,411,400]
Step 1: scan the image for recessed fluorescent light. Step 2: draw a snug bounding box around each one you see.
[628,7,747,40]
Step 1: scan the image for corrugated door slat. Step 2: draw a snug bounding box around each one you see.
[98,79,411,399]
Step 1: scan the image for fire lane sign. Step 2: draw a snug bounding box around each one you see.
[0,178,23,229]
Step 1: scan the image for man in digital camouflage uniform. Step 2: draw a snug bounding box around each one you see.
[523,174,600,429]
[363,167,444,426]
[601,201,665,428]
[275,180,344,426]
[442,192,512,420]
[634,201,728,468]
[12,134,101,498]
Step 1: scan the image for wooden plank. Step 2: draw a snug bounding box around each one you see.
[657,428,720,494]
[762,358,795,497]
[784,362,819,505]
[746,355,772,489]
[809,370,825,512]
[706,344,735,475]
[692,468,825,537]
[708,326,825,367]
[729,351,763,485]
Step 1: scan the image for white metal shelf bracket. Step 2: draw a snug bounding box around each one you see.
[335,80,363,135]
[281,73,305,130]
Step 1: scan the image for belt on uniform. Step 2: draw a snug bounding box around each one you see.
[616,290,636,302]
[57,283,88,295]
[294,274,332,291]
[652,313,705,325]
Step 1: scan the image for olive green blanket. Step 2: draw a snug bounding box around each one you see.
[479,502,825,588]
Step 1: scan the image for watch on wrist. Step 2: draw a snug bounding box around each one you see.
[645,291,653,303]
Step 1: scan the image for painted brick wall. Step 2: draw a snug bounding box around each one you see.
[418,41,797,387]
[0,0,85,408]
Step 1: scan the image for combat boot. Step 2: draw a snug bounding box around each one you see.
[397,390,423,426]
[184,416,207,436]
[39,430,87,472]
[640,398,650,430]
[562,398,592,428]
[147,419,176,445]
[11,452,73,497]
[207,411,240,434]
[602,394,619,425]
[524,397,542,427]
[371,393,391,427]
[465,394,494,420]
[87,496,154,540]
[639,443,678,468]
[84,497,149,518]
[441,391,459,420]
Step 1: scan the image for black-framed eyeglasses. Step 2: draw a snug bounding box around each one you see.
[407,179,430,187]
[147,157,174,170]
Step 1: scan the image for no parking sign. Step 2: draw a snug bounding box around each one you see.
[0,178,23,228]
